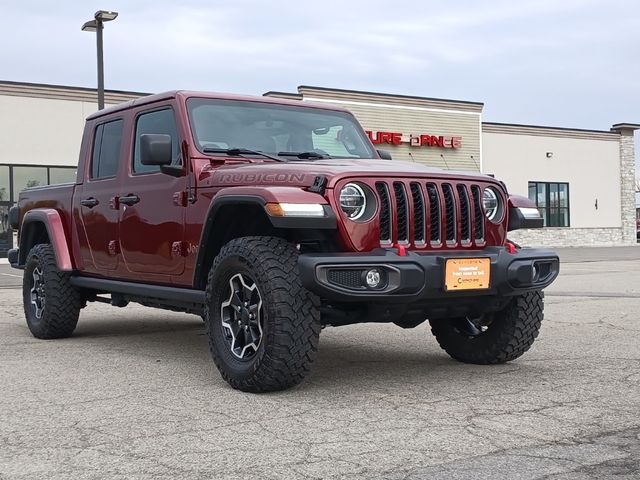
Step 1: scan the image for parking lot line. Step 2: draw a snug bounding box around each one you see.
[0,272,21,278]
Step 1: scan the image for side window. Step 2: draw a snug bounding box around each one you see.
[91,119,124,179]
[133,109,180,174]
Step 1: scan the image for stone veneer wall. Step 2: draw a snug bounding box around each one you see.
[618,131,637,244]
[508,227,626,248]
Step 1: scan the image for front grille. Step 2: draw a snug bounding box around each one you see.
[373,180,489,248]
[327,269,364,289]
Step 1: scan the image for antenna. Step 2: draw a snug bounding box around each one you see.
[440,153,450,169]
[408,152,416,162]
[470,155,480,171]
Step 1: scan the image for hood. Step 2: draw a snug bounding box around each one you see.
[198,158,498,190]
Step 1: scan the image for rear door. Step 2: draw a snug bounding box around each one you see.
[117,105,187,278]
[77,118,124,272]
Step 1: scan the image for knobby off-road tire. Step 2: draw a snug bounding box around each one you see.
[23,244,83,339]
[204,236,321,392]
[429,291,544,364]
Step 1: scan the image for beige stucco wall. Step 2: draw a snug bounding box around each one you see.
[0,82,143,169]
[0,95,108,167]
[289,87,483,172]
[329,101,481,172]
[482,129,622,228]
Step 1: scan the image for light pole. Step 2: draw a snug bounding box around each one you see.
[81,10,118,110]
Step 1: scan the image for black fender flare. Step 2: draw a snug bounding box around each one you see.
[193,193,336,288]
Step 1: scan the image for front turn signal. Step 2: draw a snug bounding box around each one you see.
[265,203,326,217]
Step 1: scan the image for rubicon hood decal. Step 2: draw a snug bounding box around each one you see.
[203,158,497,189]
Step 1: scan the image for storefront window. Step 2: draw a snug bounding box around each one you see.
[0,166,12,255]
[12,166,48,201]
[528,182,570,227]
[0,164,77,256]
[0,166,9,203]
[49,167,77,185]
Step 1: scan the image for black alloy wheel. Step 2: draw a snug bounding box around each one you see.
[204,236,321,392]
[220,272,264,360]
[23,244,82,339]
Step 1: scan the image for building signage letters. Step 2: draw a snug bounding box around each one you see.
[365,131,462,149]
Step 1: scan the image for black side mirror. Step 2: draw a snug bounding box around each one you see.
[377,149,392,160]
[140,134,172,166]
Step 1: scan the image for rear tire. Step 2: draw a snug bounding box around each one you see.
[23,244,82,339]
[429,291,544,364]
[204,236,321,392]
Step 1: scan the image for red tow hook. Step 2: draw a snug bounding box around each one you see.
[505,241,518,254]
[395,244,407,257]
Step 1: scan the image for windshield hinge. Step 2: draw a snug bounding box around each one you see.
[308,175,328,195]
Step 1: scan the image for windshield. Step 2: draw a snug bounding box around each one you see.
[186,98,376,159]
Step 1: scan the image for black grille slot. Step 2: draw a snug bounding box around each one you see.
[426,183,441,244]
[376,182,392,243]
[471,185,484,241]
[327,269,364,289]
[410,183,425,243]
[442,184,456,243]
[393,182,409,242]
[457,184,471,243]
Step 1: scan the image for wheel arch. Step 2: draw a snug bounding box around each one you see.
[192,194,337,290]
[18,209,74,271]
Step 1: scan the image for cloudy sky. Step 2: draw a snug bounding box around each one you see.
[1,0,639,134]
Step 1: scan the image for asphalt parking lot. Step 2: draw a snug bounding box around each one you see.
[1,246,639,479]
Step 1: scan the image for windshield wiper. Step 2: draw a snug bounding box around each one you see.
[203,147,287,162]
[277,151,331,160]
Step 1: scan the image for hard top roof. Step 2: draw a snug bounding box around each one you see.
[86,90,350,120]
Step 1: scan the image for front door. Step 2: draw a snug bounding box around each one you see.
[118,106,187,277]
[78,118,124,272]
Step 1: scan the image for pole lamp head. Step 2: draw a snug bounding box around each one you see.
[81,20,98,32]
[81,11,118,31]
[95,10,118,22]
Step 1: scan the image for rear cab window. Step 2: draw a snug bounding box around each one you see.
[91,119,124,180]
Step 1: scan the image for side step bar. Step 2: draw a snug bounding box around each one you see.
[70,276,206,305]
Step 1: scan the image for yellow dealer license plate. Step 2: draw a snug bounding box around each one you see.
[445,258,491,291]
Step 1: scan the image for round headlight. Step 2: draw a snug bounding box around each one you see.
[483,187,504,223]
[339,183,367,220]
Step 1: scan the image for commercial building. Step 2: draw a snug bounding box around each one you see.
[265,86,638,247]
[0,81,144,256]
[0,80,637,256]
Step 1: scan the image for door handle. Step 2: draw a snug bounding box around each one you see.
[80,198,99,208]
[119,195,140,206]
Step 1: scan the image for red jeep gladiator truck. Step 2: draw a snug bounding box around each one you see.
[8,91,559,392]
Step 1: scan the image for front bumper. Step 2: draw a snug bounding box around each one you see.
[299,246,559,303]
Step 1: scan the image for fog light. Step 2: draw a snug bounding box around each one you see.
[365,269,382,288]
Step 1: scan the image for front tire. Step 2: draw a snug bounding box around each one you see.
[204,236,321,392]
[429,291,544,364]
[23,244,82,339]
